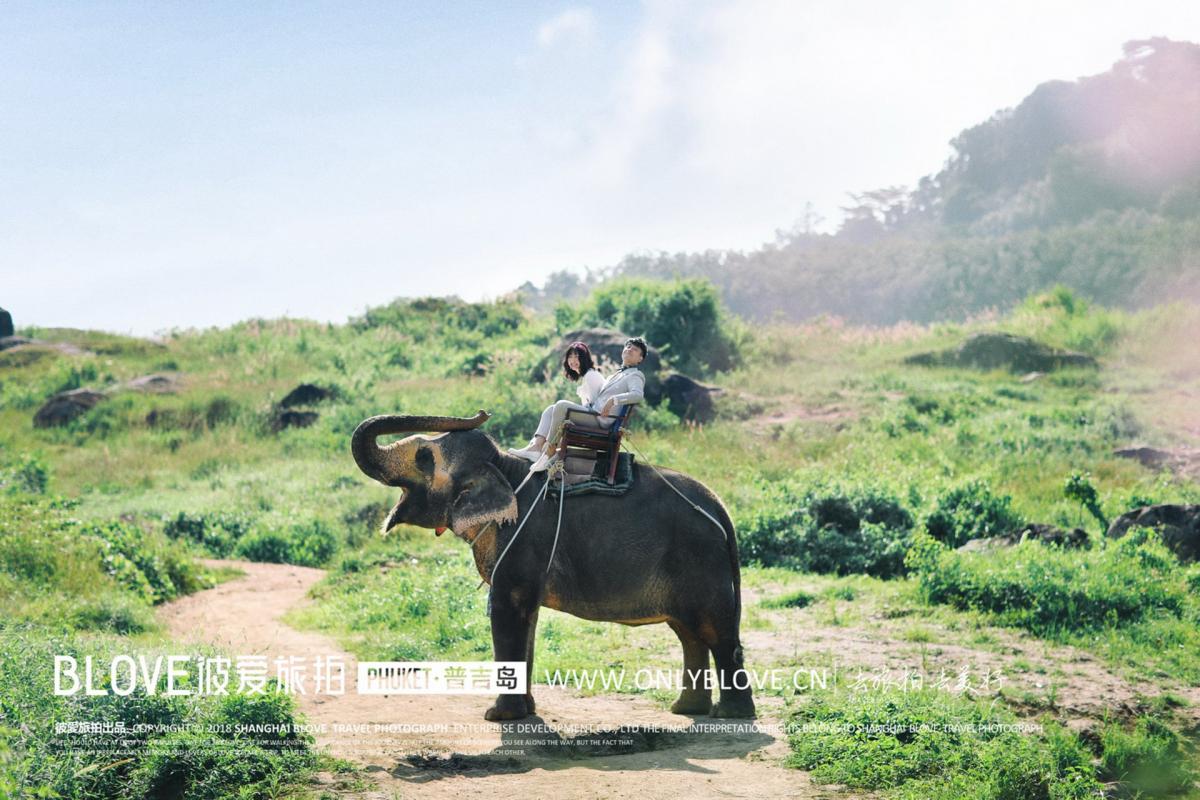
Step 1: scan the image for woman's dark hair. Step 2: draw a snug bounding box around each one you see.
[562,341,595,381]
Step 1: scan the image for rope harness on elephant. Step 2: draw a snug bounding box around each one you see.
[619,432,729,545]
[482,425,727,614]
[482,461,568,606]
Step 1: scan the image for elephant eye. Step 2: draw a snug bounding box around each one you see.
[416,446,434,475]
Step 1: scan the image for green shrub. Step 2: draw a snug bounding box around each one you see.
[1098,716,1195,796]
[924,480,1023,548]
[68,595,154,634]
[741,481,914,577]
[286,519,338,567]
[0,631,316,798]
[163,511,254,557]
[212,691,310,751]
[235,530,293,563]
[1063,472,1108,532]
[0,726,18,799]
[353,296,526,338]
[231,520,338,567]
[563,278,741,374]
[128,730,313,800]
[763,589,815,609]
[787,689,1102,799]
[0,495,203,632]
[83,520,204,603]
[1008,286,1127,356]
[906,528,1193,634]
[0,454,50,494]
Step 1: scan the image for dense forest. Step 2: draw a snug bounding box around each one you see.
[521,38,1200,323]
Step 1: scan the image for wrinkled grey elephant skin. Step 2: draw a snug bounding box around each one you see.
[351,411,755,722]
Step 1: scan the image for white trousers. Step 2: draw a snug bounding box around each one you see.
[535,399,611,440]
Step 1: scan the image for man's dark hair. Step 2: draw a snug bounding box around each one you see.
[625,337,648,359]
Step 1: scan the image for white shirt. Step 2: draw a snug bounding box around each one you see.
[576,368,604,406]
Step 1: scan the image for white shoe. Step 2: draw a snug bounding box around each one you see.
[529,452,557,473]
[507,446,541,462]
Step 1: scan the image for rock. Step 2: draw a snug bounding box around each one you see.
[280,383,334,407]
[1013,523,1090,548]
[1113,446,1174,468]
[0,308,11,338]
[956,523,1088,552]
[531,328,663,405]
[1113,446,1200,475]
[662,373,723,422]
[1106,504,1200,562]
[272,410,319,432]
[126,373,180,394]
[33,388,107,428]
[0,344,59,368]
[1,336,89,357]
[0,336,34,352]
[905,333,1098,373]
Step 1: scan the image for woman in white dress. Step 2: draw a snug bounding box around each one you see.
[509,341,604,461]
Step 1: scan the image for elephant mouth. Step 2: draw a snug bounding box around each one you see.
[383,493,407,533]
[382,491,448,536]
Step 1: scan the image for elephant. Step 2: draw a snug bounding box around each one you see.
[351,410,756,721]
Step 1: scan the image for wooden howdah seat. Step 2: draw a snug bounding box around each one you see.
[555,403,637,485]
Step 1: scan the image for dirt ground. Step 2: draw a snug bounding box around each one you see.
[160,560,844,799]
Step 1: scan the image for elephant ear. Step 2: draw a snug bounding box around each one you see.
[449,462,518,538]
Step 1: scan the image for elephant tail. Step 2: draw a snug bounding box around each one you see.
[713,500,743,630]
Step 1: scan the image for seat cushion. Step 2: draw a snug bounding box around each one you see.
[565,410,612,431]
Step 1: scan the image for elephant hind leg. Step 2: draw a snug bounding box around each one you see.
[695,616,756,719]
[667,620,712,715]
[524,609,538,715]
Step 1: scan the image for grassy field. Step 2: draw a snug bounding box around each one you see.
[2,286,1199,798]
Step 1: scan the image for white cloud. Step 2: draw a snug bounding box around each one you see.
[580,12,675,185]
[560,0,1200,243]
[537,7,597,48]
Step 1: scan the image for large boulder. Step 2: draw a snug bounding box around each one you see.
[531,328,663,406]
[662,373,723,423]
[280,383,334,407]
[0,343,62,369]
[1106,504,1200,562]
[271,410,319,432]
[1113,446,1200,478]
[0,336,33,352]
[1,336,88,357]
[0,308,12,338]
[905,333,1098,373]
[126,373,180,394]
[33,388,107,428]
[956,523,1089,553]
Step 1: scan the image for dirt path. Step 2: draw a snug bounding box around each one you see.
[159,560,839,799]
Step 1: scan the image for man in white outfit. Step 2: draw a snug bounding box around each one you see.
[526,337,647,473]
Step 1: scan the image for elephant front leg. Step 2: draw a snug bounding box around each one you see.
[484,587,536,721]
[668,620,712,715]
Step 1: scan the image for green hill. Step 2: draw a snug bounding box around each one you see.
[525,39,1200,324]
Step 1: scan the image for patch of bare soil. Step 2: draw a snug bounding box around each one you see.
[160,560,842,799]
[747,400,860,433]
[743,605,1200,730]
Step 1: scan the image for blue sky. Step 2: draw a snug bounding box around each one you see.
[3,1,1199,334]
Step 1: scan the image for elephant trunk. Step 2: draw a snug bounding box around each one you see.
[351,410,490,483]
